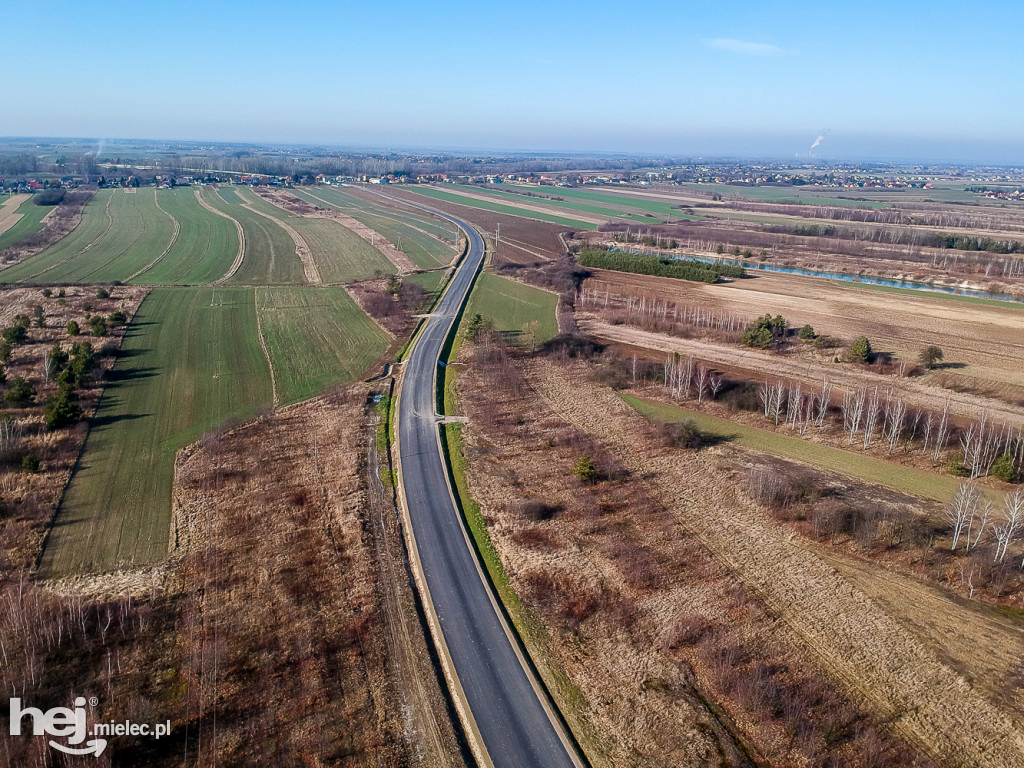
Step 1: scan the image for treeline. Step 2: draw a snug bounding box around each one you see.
[576,247,744,284]
[788,223,1024,254]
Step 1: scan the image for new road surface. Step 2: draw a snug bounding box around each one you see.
[385,190,582,768]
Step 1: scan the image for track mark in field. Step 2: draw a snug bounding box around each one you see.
[198,189,246,284]
[254,287,279,406]
[126,189,180,281]
[238,196,321,284]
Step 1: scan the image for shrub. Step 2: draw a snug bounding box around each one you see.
[96,287,110,299]
[4,377,35,407]
[0,341,10,362]
[58,288,66,298]
[108,310,127,326]
[664,419,706,449]
[66,320,80,336]
[464,313,493,341]
[34,189,65,205]
[2,325,27,345]
[918,345,944,370]
[44,389,81,430]
[82,301,92,312]
[991,452,1018,482]
[741,314,786,349]
[41,288,52,298]
[90,316,107,337]
[947,459,970,477]
[572,453,599,484]
[515,498,562,521]
[21,454,41,473]
[849,335,873,363]
[797,324,816,340]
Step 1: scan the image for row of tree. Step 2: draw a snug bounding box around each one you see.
[576,248,745,283]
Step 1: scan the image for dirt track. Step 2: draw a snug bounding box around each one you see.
[527,359,1024,768]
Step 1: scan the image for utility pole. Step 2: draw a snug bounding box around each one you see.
[495,223,500,251]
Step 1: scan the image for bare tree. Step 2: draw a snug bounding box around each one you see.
[709,373,723,400]
[994,489,1024,562]
[695,365,709,404]
[948,483,981,551]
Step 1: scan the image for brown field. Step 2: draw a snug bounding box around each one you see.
[454,337,976,767]
[0,193,27,234]
[518,353,1024,768]
[3,385,463,766]
[382,186,570,260]
[579,267,1024,419]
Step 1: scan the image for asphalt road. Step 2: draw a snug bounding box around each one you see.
[383,192,581,768]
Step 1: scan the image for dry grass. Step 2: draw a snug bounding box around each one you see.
[455,338,941,767]
[525,356,1024,768]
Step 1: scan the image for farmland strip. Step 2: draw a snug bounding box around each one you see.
[199,188,247,283]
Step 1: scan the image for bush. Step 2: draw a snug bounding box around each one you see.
[947,459,970,477]
[3,377,35,407]
[66,320,79,336]
[572,453,599,484]
[90,316,107,337]
[741,314,786,349]
[44,389,81,430]
[992,453,1018,482]
[464,313,494,342]
[108,310,127,326]
[58,288,66,298]
[664,419,706,450]
[2,325,28,345]
[849,335,873,363]
[918,345,944,370]
[0,341,10,362]
[82,301,92,312]
[96,288,110,299]
[797,324,816,340]
[21,454,41,473]
[34,189,65,206]
[41,288,52,298]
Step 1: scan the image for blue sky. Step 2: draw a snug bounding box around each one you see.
[3,1,1022,162]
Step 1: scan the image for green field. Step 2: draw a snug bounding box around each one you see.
[234,187,396,282]
[1,189,113,282]
[40,287,272,575]
[200,187,307,284]
[405,269,446,300]
[621,393,963,502]
[465,272,559,345]
[41,283,391,575]
[0,195,51,251]
[1,188,178,283]
[293,187,457,270]
[479,184,701,222]
[133,187,240,284]
[257,286,390,404]
[405,186,598,230]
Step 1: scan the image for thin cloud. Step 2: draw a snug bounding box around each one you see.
[706,38,794,56]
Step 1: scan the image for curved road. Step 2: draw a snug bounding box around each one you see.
[381,191,582,768]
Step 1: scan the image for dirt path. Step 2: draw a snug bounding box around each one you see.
[577,312,1024,428]
[238,196,321,284]
[198,188,246,284]
[253,287,278,406]
[527,359,1024,768]
[126,189,180,281]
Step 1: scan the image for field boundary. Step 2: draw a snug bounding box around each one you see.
[236,192,322,284]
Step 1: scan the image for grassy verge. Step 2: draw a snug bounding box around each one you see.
[620,392,965,502]
[465,273,560,346]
